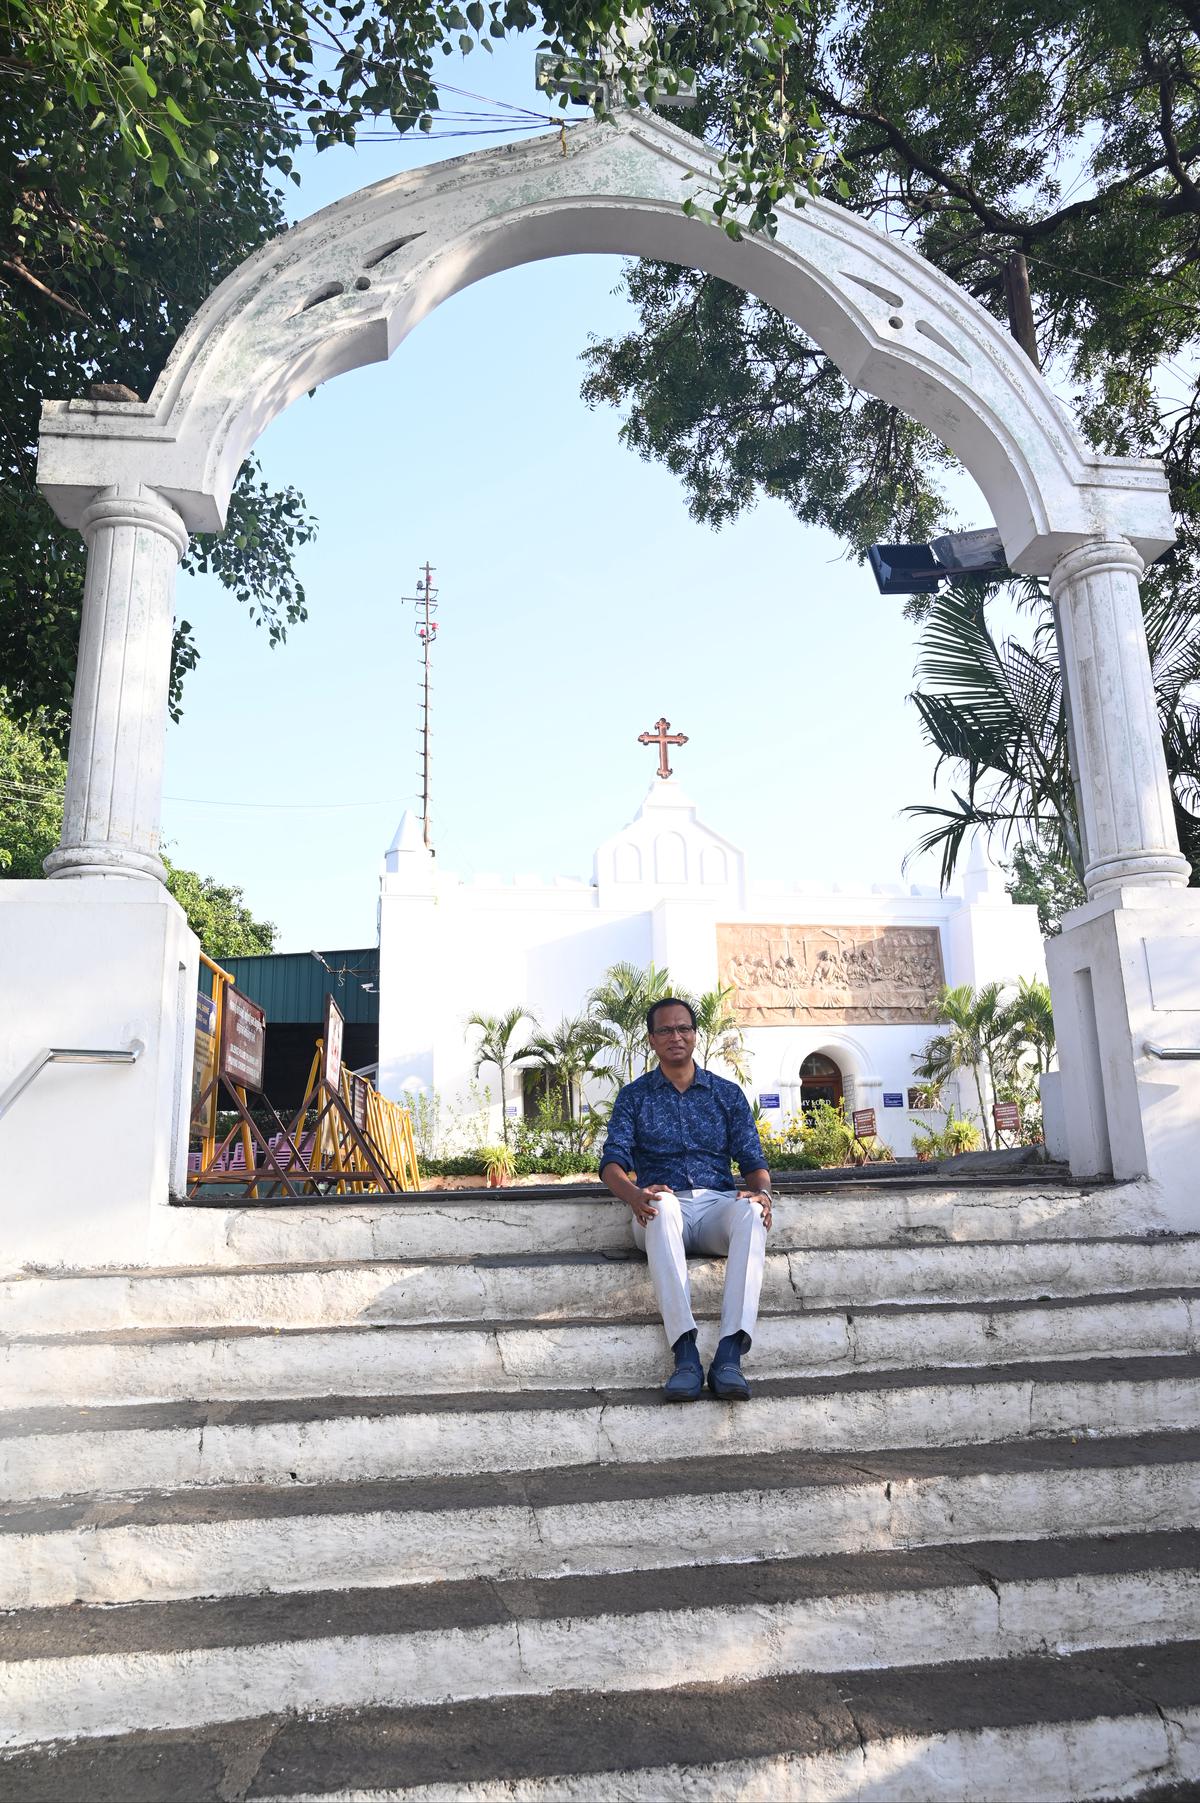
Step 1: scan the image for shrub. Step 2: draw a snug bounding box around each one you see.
[800,1100,855,1167]
[909,1113,983,1160]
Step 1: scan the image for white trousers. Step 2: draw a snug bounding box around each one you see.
[631,1187,768,1348]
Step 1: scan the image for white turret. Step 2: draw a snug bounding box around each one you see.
[383,810,434,888]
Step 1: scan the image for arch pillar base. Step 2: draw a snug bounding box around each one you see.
[1046,886,1200,1231]
[0,879,200,1270]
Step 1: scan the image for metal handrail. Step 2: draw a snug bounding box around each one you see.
[0,1041,144,1124]
[1143,1041,1200,1061]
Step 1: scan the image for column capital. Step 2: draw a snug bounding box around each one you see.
[80,486,189,560]
[1049,537,1144,597]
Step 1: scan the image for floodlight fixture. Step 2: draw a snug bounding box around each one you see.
[867,526,1009,597]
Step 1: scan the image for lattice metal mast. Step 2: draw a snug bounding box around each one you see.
[402,561,439,851]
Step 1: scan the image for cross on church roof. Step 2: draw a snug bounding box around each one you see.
[638,716,688,780]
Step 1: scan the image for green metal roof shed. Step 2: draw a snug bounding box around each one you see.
[207,947,380,1025]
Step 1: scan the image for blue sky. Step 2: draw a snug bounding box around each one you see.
[160,37,988,949]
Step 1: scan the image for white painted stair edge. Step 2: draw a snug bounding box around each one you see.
[2,1560,1197,1748]
[273,1711,1200,1803]
[6,1293,1199,1409]
[6,1236,1200,1335]
[8,1364,1200,1502]
[4,1448,1197,1610]
[2,1178,1178,1279]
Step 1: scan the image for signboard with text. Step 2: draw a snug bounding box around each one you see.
[323,994,345,1091]
[192,993,218,1135]
[758,1093,781,1110]
[220,986,266,1093]
[350,1072,368,1131]
[994,1102,1021,1133]
[852,1108,877,1139]
[883,1092,903,1108]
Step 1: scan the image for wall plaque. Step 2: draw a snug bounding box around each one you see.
[717,923,944,1026]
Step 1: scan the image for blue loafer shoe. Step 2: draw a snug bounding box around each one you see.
[664,1329,703,1402]
[707,1331,751,1401]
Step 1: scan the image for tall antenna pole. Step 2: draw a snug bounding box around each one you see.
[403,561,439,852]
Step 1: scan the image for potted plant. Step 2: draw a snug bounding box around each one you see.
[482,1144,516,1188]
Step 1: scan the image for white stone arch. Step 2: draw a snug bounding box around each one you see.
[22,105,1200,1219]
[35,109,1185,899]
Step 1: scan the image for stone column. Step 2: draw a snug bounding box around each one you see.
[44,484,189,883]
[1048,539,1191,897]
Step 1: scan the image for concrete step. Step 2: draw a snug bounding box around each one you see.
[2,1639,1194,1801]
[1,1530,1196,1746]
[7,1234,1199,1335]
[3,1430,1196,1610]
[6,1289,1198,1409]
[127,1181,1164,1273]
[6,1354,1199,1503]
[2,1651,1189,1803]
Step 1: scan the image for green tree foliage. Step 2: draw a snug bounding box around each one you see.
[159,862,276,958]
[0,702,68,875]
[1,1,318,733]
[520,1013,605,1127]
[2,0,823,734]
[913,981,1009,1148]
[905,579,1200,889]
[692,982,749,1081]
[465,1005,533,1144]
[587,959,673,1086]
[585,3,1200,567]
[1001,975,1056,1075]
[581,258,951,546]
[0,702,275,954]
[1006,842,1086,936]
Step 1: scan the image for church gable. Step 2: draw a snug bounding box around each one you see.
[593,780,744,906]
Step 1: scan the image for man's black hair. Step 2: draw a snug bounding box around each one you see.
[646,996,698,1035]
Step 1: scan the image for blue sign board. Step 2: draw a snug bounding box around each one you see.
[883,1092,904,1108]
[758,1093,781,1109]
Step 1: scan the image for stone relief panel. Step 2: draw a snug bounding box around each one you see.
[717,923,945,1025]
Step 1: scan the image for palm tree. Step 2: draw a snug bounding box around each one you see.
[912,982,1008,1148]
[1000,976,1056,1075]
[465,1007,533,1147]
[694,984,750,1083]
[520,1015,605,1147]
[588,961,673,1088]
[904,577,1200,888]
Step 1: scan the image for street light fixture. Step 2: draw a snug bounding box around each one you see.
[868,527,1009,596]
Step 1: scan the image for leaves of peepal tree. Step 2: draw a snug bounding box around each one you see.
[0,5,314,737]
[582,1,1200,581]
[0,0,830,734]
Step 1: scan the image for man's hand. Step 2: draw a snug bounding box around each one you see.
[738,1188,772,1231]
[629,1182,673,1226]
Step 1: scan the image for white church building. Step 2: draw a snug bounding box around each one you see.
[376,774,1047,1157]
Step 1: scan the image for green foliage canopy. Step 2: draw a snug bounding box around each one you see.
[2,0,828,734]
[0,703,275,955]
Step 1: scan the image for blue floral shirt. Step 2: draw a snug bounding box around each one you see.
[600,1063,766,1192]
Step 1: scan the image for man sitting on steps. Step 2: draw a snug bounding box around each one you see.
[599,996,773,1403]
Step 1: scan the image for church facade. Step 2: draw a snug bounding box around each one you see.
[377,778,1046,1156]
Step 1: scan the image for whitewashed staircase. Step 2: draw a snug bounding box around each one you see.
[1,1176,1199,1801]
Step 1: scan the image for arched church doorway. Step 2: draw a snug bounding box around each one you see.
[800,1053,843,1114]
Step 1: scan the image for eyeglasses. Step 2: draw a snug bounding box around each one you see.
[650,1024,696,1038]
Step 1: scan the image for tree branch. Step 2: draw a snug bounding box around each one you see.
[0,258,93,323]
